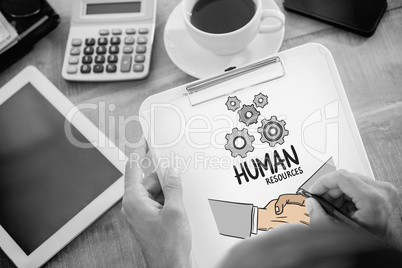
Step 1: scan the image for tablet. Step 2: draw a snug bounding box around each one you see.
[0,66,125,268]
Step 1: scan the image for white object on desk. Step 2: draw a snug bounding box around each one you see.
[140,44,374,267]
[0,66,125,268]
[164,0,285,78]
[62,0,156,82]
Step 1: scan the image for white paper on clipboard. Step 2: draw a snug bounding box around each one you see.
[139,43,373,268]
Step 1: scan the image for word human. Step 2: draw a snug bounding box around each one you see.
[233,145,300,185]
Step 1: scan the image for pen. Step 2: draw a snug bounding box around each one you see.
[297,157,371,233]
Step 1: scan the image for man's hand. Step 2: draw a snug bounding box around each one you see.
[307,169,402,250]
[257,197,309,230]
[122,144,192,268]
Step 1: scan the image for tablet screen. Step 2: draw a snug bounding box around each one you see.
[0,83,122,255]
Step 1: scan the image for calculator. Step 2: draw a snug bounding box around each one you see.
[62,0,156,82]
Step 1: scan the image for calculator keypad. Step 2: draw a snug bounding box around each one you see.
[121,55,132,72]
[98,38,108,46]
[106,64,117,73]
[72,39,82,46]
[99,29,109,35]
[66,27,149,76]
[70,47,80,55]
[67,66,78,74]
[81,65,91,73]
[69,57,79,64]
[95,55,105,63]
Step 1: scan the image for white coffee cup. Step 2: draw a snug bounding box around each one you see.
[182,0,285,55]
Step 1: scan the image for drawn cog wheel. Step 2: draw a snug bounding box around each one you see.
[253,93,269,108]
[238,104,260,126]
[225,96,241,111]
[225,128,255,158]
[257,116,289,147]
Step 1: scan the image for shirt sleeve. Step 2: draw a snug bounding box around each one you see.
[208,199,255,239]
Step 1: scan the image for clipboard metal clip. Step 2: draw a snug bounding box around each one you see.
[186,56,286,106]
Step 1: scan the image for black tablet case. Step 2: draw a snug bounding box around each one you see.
[0,0,60,72]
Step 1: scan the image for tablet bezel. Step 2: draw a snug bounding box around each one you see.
[0,66,126,268]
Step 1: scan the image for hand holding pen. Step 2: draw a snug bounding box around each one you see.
[305,170,402,250]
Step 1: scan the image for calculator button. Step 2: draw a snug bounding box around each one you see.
[98,37,108,46]
[106,64,117,73]
[85,38,96,46]
[93,65,104,73]
[111,37,121,45]
[70,47,81,55]
[99,29,110,35]
[112,28,122,35]
[95,55,105,63]
[133,64,144,72]
[120,55,132,72]
[126,28,136,35]
[81,65,91,73]
[137,36,148,44]
[67,65,78,74]
[136,45,146,53]
[68,56,79,64]
[84,46,94,55]
[134,54,145,63]
[96,46,107,54]
[71,39,82,46]
[82,55,93,64]
[123,46,134,54]
[108,55,118,63]
[124,37,135,44]
[139,28,149,34]
[109,46,119,54]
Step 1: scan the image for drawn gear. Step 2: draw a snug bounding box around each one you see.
[257,116,289,147]
[238,104,260,126]
[225,128,255,158]
[253,93,269,108]
[225,96,241,111]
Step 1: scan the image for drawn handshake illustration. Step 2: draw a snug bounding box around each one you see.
[209,193,309,239]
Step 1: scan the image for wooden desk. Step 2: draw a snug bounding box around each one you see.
[1,0,401,267]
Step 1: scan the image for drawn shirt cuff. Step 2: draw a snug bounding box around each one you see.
[251,206,258,235]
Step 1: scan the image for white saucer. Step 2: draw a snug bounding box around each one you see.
[164,0,285,79]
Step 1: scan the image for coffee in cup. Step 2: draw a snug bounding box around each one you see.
[182,0,285,55]
[191,0,256,34]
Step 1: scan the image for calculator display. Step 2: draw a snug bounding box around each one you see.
[86,2,141,15]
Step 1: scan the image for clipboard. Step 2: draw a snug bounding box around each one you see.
[139,43,374,268]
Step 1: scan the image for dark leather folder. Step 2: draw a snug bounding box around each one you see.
[0,0,60,72]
